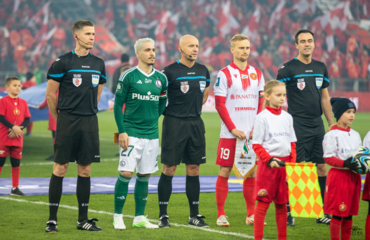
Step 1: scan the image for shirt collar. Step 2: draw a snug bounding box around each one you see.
[330,125,351,132]
[230,61,249,74]
[266,106,282,115]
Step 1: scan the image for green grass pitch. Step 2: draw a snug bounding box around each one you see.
[0,112,369,240]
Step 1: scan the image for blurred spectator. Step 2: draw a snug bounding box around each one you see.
[111,53,131,93]
[22,72,37,136]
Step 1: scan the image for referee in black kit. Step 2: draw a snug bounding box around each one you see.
[157,35,210,228]
[276,29,334,226]
[44,20,106,233]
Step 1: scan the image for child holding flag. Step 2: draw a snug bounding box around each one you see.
[322,98,362,240]
[362,130,370,239]
[252,80,297,240]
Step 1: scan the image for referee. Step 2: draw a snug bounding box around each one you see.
[276,29,334,226]
[157,35,210,228]
[45,20,106,233]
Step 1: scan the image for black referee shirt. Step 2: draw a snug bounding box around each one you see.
[277,57,329,120]
[47,51,106,116]
[163,61,210,118]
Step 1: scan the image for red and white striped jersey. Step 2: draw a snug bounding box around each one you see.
[323,126,362,161]
[214,61,265,138]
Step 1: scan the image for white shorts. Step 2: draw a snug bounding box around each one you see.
[118,136,159,174]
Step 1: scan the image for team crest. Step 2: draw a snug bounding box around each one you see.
[250,73,257,80]
[234,74,237,78]
[339,203,346,211]
[73,74,82,87]
[13,108,20,115]
[119,160,126,167]
[199,81,206,93]
[316,77,323,89]
[297,78,305,90]
[92,74,100,87]
[155,79,162,88]
[181,81,189,94]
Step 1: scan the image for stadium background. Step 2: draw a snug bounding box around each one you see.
[1,0,370,239]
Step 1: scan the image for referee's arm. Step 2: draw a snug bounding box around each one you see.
[202,87,209,104]
[97,84,104,103]
[321,88,334,127]
[46,79,60,121]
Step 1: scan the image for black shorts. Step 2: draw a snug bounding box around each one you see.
[54,112,100,164]
[293,116,325,164]
[161,115,206,165]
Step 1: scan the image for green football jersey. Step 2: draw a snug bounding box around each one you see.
[115,66,168,139]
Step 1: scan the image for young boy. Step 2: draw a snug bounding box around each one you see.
[0,76,31,196]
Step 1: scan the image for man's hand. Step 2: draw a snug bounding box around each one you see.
[231,129,246,140]
[119,133,129,151]
[12,125,24,138]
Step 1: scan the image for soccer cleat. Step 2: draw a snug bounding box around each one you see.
[287,212,295,227]
[113,214,126,230]
[45,155,54,161]
[45,220,58,233]
[133,216,159,229]
[316,214,331,225]
[246,215,267,226]
[188,215,209,228]
[216,215,229,227]
[77,218,103,231]
[10,187,25,196]
[158,215,170,228]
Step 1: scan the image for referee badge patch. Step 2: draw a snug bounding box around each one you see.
[199,81,206,93]
[92,74,100,87]
[180,81,189,94]
[316,77,323,89]
[297,78,305,90]
[73,74,82,87]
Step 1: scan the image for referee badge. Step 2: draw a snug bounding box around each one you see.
[180,81,189,94]
[199,81,206,93]
[315,77,323,89]
[155,79,162,88]
[92,74,100,87]
[73,74,82,87]
[297,78,305,90]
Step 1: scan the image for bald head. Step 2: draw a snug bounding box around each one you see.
[178,35,199,62]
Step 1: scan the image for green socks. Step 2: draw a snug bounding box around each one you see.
[134,175,150,216]
[114,173,131,214]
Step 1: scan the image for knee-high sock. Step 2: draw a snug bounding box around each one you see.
[77,176,90,222]
[341,219,352,240]
[215,175,228,217]
[330,218,341,240]
[186,175,200,217]
[254,201,269,240]
[318,176,327,203]
[366,214,370,240]
[275,203,287,240]
[0,157,6,175]
[158,173,173,217]
[48,174,64,221]
[243,177,255,217]
[134,175,149,216]
[114,173,131,214]
[11,167,20,188]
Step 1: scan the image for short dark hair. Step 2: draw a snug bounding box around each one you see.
[121,53,129,63]
[72,20,94,34]
[295,29,314,44]
[5,76,20,86]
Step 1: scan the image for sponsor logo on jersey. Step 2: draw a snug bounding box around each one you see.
[305,70,313,72]
[235,107,256,111]
[241,74,248,79]
[155,79,162,88]
[82,66,90,68]
[187,72,195,75]
[316,77,323,89]
[73,75,82,87]
[199,81,206,93]
[132,92,159,101]
[215,77,220,87]
[230,94,258,100]
[137,80,142,84]
[145,78,152,83]
[297,78,305,90]
[268,132,290,138]
[250,73,257,80]
[181,81,189,93]
[92,74,99,87]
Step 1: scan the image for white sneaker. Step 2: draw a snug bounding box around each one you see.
[113,214,126,230]
[246,215,267,226]
[133,216,159,229]
[216,215,230,227]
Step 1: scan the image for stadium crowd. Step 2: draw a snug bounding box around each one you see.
[1,0,370,84]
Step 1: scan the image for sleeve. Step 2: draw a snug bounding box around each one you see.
[205,67,211,87]
[251,116,266,145]
[322,64,329,89]
[290,142,296,163]
[114,72,131,134]
[20,117,30,128]
[276,64,291,84]
[252,144,272,163]
[0,99,5,116]
[214,71,228,97]
[0,115,14,128]
[158,74,168,117]
[322,132,344,167]
[24,103,31,118]
[215,96,236,131]
[47,56,66,82]
[112,68,120,93]
[364,131,370,149]
[162,67,171,85]
[99,59,107,84]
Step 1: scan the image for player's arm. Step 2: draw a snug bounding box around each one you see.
[46,80,60,121]
[321,88,334,127]
[114,74,130,150]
